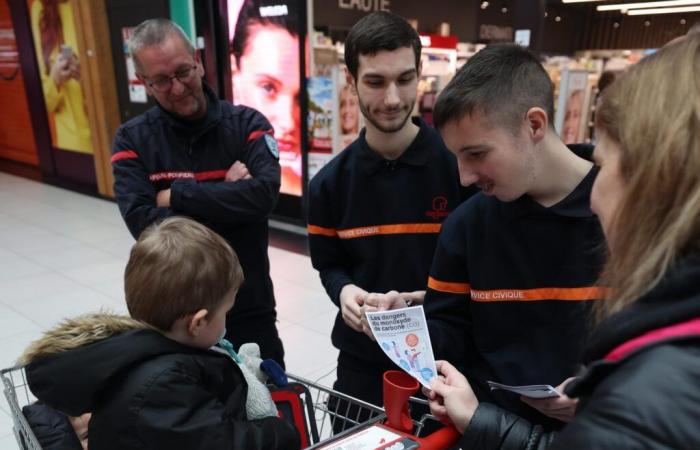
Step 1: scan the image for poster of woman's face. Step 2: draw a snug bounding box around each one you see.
[229,0,302,196]
[555,70,590,145]
[338,84,359,136]
[562,89,584,144]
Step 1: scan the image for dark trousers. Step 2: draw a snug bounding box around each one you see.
[333,351,392,406]
[328,351,395,433]
[226,313,285,368]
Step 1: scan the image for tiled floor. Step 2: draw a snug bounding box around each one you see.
[0,172,338,449]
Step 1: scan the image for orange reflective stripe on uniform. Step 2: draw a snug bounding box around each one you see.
[471,286,605,302]
[308,223,441,239]
[307,224,337,237]
[336,223,441,239]
[428,276,470,294]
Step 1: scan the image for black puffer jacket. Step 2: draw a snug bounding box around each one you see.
[22,402,82,450]
[23,315,299,450]
[458,255,700,450]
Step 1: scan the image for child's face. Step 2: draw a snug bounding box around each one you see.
[70,413,91,450]
[196,289,237,349]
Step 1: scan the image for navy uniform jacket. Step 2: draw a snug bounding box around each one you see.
[458,255,700,449]
[111,85,280,321]
[308,118,472,364]
[424,144,605,429]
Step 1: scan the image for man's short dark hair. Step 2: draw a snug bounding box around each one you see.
[344,11,422,80]
[231,0,300,66]
[433,44,554,133]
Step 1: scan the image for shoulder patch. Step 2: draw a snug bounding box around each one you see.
[264,134,279,159]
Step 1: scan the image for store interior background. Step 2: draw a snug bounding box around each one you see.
[0,1,696,447]
[1,0,696,230]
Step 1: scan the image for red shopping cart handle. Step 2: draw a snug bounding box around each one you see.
[411,424,461,449]
[379,421,460,449]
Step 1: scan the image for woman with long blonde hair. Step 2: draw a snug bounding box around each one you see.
[424,34,700,449]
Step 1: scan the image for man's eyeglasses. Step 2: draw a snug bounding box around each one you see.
[144,65,198,92]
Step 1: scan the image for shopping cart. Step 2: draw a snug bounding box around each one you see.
[276,372,460,449]
[1,366,40,450]
[2,367,458,450]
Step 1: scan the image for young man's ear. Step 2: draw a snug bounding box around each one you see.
[526,107,548,144]
[186,309,210,336]
[344,66,357,95]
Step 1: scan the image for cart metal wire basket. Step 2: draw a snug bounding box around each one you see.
[2,367,449,450]
[1,366,40,450]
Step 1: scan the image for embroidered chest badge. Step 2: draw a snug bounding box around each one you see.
[426,195,450,219]
[264,134,280,159]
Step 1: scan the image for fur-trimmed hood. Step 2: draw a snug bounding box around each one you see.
[18,313,154,367]
[23,313,212,416]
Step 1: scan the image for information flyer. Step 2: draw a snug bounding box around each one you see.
[317,424,419,450]
[366,306,437,388]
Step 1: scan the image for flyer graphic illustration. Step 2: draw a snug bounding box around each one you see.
[366,306,437,389]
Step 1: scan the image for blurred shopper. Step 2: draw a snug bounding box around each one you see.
[427,34,700,450]
[111,19,284,365]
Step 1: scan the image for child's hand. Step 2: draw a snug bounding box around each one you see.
[69,412,91,450]
[427,360,479,434]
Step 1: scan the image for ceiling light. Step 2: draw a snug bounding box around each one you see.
[598,0,700,12]
[627,5,700,14]
[555,16,562,22]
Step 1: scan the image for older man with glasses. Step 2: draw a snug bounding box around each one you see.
[111,18,286,365]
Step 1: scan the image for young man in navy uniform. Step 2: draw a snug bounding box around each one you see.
[307,11,471,408]
[111,19,285,364]
[367,44,605,430]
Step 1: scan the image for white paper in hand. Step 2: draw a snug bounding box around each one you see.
[366,306,437,388]
[487,381,560,399]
